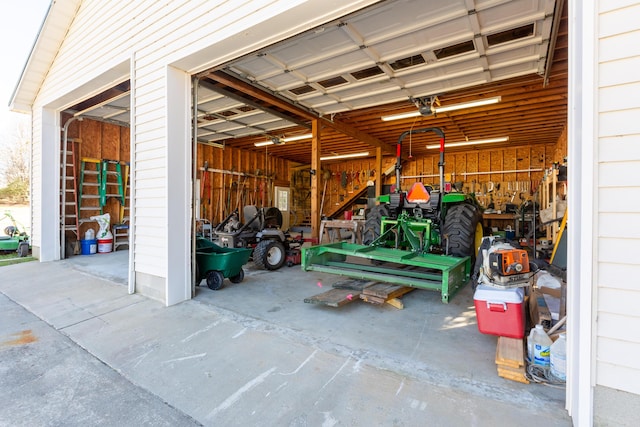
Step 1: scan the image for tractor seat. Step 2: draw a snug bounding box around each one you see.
[243,205,261,231]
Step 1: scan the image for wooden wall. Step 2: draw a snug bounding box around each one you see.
[65,118,130,240]
[305,143,560,220]
[197,144,290,225]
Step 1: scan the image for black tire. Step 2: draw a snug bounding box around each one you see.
[18,242,29,257]
[229,268,244,284]
[442,203,483,260]
[362,204,389,245]
[206,271,225,290]
[253,240,286,270]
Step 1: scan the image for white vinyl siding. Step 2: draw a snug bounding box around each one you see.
[27,0,378,298]
[596,0,640,395]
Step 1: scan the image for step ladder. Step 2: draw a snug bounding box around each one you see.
[112,162,130,251]
[60,138,81,236]
[78,157,104,224]
[101,160,125,209]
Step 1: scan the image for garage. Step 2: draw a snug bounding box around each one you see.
[10,0,640,424]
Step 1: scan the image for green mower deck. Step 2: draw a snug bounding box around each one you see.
[301,242,471,303]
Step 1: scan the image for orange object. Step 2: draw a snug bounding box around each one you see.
[489,249,530,276]
[406,182,430,203]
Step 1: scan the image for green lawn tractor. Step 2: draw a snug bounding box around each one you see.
[302,127,483,303]
[0,211,30,257]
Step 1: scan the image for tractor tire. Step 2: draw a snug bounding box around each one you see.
[18,242,29,257]
[253,240,286,270]
[229,268,244,284]
[206,271,225,290]
[362,204,389,245]
[443,203,483,260]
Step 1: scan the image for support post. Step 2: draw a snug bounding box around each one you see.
[311,120,321,242]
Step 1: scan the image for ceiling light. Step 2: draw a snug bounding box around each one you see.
[254,136,284,147]
[254,133,312,147]
[282,133,312,142]
[425,137,509,149]
[381,96,502,121]
[320,152,369,161]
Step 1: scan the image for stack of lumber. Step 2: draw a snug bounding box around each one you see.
[304,280,414,309]
[495,336,529,384]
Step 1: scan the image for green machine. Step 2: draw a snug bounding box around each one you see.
[302,127,483,303]
[0,211,30,257]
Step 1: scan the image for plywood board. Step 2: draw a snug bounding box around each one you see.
[478,151,490,182]
[503,148,517,181]
[80,119,102,159]
[495,336,525,368]
[101,122,121,160]
[304,288,360,307]
[515,147,531,181]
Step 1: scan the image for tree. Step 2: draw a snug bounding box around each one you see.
[0,118,30,203]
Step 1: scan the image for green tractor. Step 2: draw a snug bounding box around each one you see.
[0,211,30,258]
[302,127,483,303]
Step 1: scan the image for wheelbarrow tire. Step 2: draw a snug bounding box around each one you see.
[206,271,225,290]
[229,268,244,284]
[253,240,286,270]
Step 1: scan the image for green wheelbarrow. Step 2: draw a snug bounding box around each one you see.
[196,237,252,290]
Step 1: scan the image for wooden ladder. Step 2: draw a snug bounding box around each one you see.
[60,138,81,237]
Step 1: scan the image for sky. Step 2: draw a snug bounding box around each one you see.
[0,0,51,142]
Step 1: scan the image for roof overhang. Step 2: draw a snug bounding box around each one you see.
[9,0,82,113]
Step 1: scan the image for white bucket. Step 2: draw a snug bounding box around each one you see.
[97,238,113,253]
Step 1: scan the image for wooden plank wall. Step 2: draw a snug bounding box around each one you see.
[64,118,131,239]
[197,144,290,225]
[313,144,557,218]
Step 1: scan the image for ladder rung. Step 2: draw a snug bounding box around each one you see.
[80,207,101,212]
[82,195,100,199]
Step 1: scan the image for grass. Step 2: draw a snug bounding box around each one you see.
[0,252,35,267]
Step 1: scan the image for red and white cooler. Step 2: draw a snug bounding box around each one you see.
[474,285,525,339]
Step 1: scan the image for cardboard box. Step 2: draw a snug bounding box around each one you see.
[529,288,552,329]
[474,285,525,339]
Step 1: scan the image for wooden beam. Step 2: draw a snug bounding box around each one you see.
[199,78,311,129]
[209,71,317,120]
[375,147,382,198]
[320,117,394,155]
[208,71,395,155]
[311,120,321,241]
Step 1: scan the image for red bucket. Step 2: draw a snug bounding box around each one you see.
[344,211,353,220]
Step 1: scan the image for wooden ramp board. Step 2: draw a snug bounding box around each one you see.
[495,336,526,369]
[331,279,377,291]
[497,366,529,384]
[360,283,414,309]
[361,283,415,300]
[304,288,361,307]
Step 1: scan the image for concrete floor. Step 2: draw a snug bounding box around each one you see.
[0,250,571,426]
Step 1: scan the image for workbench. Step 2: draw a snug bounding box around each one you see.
[319,219,365,244]
[482,213,519,236]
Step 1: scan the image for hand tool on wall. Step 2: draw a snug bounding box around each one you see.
[201,161,210,219]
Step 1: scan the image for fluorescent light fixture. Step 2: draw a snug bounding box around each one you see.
[320,152,369,161]
[381,96,502,121]
[254,133,313,147]
[282,133,312,142]
[435,96,501,113]
[426,136,509,149]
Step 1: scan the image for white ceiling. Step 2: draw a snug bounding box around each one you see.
[67,0,559,149]
[224,0,556,116]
